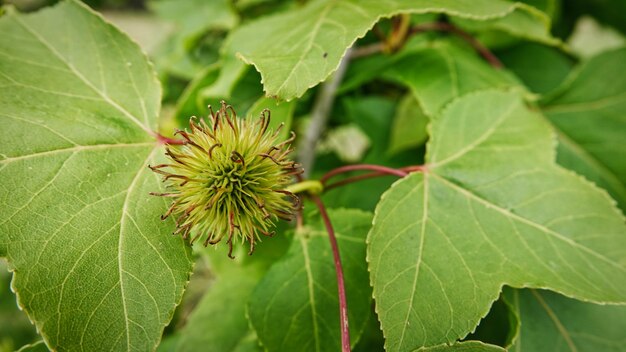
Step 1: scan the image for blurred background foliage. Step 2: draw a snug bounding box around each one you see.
[1,0,625,350]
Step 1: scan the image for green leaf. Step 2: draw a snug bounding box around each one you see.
[0,1,192,350]
[231,331,263,352]
[353,312,385,352]
[150,0,237,41]
[338,35,431,95]
[541,47,626,211]
[155,334,181,352]
[149,0,237,80]
[465,296,518,348]
[176,274,261,352]
[496,42,574,95]
[339,53,394,94]
[248,208,373,351]
[504,288,626,352]
[174,64,221,122]
[152,31,223,81]
[367,90,626,352]
[234,0,553,100]
[343,96,396,158]
[415,341,505,352]
[172,228,292,352]
[383,40,521,116]
[197,18,265,101]
[519,0,559,19]
[388,94,429,156]
[451,4,559,48]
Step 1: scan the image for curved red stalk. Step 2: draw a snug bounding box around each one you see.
[323,165,426,191]
[320,164,409,184]
[310,195,351,352]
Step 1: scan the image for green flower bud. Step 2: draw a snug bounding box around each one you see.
[149,101,301,258]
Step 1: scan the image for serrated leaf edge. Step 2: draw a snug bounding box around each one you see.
[235,1,554,101]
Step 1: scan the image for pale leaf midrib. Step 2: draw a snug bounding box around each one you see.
[396,173,429,350]
[117,147,158,351]
[299,236,321,352]
[0,142,154,163]
[432,173,625,273]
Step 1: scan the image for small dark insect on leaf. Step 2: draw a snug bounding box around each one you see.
[323,52,328,58]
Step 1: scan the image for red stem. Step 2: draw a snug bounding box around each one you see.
[322,165,425,190]
[153,132,185,145]
[324,172,387,191]
[351,22,503,69]
[410,22,503,68]
[321,164,408,184]
[310,195,351,352]
[293,164,424,349]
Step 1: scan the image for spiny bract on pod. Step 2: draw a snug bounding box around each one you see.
[149,101,302,258]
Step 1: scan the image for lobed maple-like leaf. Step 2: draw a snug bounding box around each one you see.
[0,1,193,350]
[231,0,553,100]
[367,90,626,352]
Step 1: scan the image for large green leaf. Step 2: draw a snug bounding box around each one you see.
[504,288,626,352]
[367,90,626,352]
[149,0,237,80]
[496,42,574,95]
[150,0,237,42]
[233,0,552,100]
[248,208,373,351]
[383,40,521,116]
[0,1,192,350]
[176,274,261,352]
[541,47,626,211]
[450,0,560,49]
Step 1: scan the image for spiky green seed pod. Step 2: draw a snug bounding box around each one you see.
[149,101,301,258]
